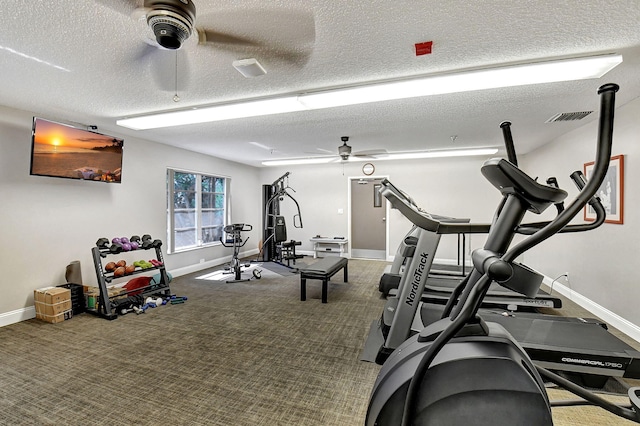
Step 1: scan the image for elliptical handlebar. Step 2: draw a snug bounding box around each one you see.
[499,121,518,166]
[515,171,607,234]
[398,84,630,426]
[502,83,618,263]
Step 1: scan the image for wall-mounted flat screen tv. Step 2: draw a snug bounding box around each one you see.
[30,117,123,183]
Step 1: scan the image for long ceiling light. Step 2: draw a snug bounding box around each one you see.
[117,54,622,130]
[261,148,499,166]
[297,55,622,109]
[383,147,499,161]
[260,157,336,166]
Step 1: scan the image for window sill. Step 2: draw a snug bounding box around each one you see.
[168,241,221,255]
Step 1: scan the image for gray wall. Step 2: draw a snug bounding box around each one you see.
[0,105,261,321]
[521,95,640,328]
[2,95,639,338]
[258,156,499,264]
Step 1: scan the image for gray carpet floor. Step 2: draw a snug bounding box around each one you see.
[0,258,638,425]
[0,258,385,425]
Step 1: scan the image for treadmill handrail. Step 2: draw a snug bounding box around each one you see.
[380,179,491,234]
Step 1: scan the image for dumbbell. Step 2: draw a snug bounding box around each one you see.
[141,234,153,249]
[96,238,110,249]
[109,243,123,254]
[97,237,123,254]
[130,235,141,250]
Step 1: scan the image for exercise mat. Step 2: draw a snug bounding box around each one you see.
[65,260,83,285]
[259,261,307,276]
[196,263,281,281]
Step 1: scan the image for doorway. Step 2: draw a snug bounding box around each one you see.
[350,177,388,260]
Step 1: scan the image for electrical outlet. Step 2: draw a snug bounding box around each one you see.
[200,258,205,264]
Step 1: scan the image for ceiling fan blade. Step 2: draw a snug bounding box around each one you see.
[131,6,152,21]
[133,39,158,62]
[260,45,313,65]
[316,148,334,154]
[197,29,260,47]
[142,49,190,93]
[353,149,389,157]
[195,9,315,65]
[197,29,312,64]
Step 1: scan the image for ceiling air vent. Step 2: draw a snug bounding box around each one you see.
[545,111,593,123]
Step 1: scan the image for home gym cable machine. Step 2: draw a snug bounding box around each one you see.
[258,172,304,268]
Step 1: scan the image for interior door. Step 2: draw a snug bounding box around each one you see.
[351,178,386,259]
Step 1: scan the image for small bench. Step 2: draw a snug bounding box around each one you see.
[299,257,348,303]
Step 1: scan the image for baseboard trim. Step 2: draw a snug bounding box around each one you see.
[542,277,640,344]
[0,306,36,327]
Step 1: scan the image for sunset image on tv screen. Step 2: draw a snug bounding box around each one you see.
[30,118,123,182]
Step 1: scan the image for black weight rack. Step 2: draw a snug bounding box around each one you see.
[90,239,171,320]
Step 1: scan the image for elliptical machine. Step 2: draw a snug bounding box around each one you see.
[219,224,261,283]
[367,84,640,425]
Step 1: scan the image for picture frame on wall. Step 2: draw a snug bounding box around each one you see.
[584,154,624,224]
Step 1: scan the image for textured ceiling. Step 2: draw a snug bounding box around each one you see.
[1,0,640,167]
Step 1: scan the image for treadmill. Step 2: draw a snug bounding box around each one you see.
[362,178,640,386]
[419,303,640,387]
[424,273,562,310]
[382,225,562,310]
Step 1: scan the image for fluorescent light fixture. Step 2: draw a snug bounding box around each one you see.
[297,54,622,109]
[261,148,499,166]
[261,157,335,166]
[383,148,498,161]
[117,54,622,130]
[117,96,305,130]
[232,58,267,78]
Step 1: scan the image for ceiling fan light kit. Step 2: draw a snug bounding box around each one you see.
[117,53,622,130]
[145,0,196,50]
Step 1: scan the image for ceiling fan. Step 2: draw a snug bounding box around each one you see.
[115,0,314,56]
[336,136,387,162]
[97,0,315,85]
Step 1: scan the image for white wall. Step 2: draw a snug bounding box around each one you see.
[0,105,261,320]
[520,95,640,327]
[258,156,500,263]
[4,94,638,334]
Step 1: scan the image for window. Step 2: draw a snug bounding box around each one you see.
[167,169,229,253]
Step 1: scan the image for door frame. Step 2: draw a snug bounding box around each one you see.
[347,175,391,261]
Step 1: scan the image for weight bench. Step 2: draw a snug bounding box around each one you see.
[299,257,348,303]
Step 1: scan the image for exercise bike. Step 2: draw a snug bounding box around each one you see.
[219,224,261,283]
[367,84,640,425]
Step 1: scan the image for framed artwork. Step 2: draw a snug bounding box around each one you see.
[584,154,624,224]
